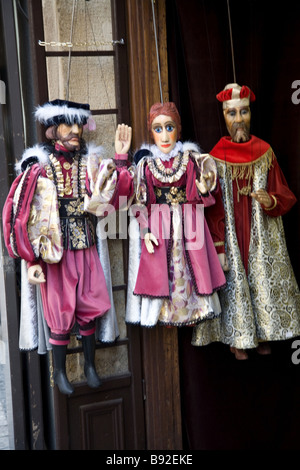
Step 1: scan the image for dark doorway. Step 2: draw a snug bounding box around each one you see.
[166,0,300,449]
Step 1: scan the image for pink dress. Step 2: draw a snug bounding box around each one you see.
[128,145,226,327]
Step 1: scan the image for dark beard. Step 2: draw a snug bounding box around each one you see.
[58,133,82,152]
[231,122,250,143]
[45,138,87,160]
[51,126,84,152]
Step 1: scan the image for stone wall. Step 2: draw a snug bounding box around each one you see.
[42,0,128,382]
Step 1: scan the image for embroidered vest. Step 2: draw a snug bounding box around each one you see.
[45,153,96,250]
[58,197,95,250]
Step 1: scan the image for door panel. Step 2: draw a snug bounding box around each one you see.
[53,374,140,450]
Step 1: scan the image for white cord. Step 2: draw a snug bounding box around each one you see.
[151,0,163,104]
[65,0,77,100]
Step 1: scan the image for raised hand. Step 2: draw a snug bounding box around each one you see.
[115,123,132,155]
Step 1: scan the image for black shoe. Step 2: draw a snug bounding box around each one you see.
[54,369,75,395]
[52,345,74,395]
[84,364,102,388]
[82,334,102,388]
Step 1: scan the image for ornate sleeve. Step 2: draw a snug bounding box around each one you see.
[128,158,150,234]
[84,148,135,216]
[205,178,226,254]
[27,176,63,264]
[195,153,218,194]
[186,152,217,207]
[186,152,225,252]
[263,154,297,217]
[2,163,63,264]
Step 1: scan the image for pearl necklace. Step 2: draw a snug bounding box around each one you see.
[147,151,189,183]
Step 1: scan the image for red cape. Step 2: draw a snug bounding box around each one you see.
[210,135,271,164]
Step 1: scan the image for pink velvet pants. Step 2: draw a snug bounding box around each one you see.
[40,245,111,345]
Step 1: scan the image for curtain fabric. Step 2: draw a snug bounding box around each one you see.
[166,0,300,449]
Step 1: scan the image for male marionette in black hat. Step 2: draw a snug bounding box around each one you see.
[3,99,134,394]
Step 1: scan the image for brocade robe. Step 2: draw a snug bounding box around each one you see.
[192,135,300,349]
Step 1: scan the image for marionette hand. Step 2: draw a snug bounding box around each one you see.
[28,264,46,285]
[218,253,229,272]
[115,123,132,155]
[250,189,272,208]
[144,232,159,254]
[107,161,116,176]
[196,177,208,194]
[195,171,215,194]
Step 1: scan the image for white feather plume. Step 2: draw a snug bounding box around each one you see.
[35,103,91,124]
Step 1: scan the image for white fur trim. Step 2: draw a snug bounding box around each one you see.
[182,141,201,154]
[35,103,91,124]
[15,145,50,174]
[15,142,105,175]
[86,143,104,158]
[138,140,202,161]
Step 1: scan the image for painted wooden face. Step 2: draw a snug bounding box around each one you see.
[223,106,251,142]
[56,123,83,151]
[151,114,178,154]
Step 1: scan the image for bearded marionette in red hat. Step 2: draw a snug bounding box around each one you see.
[192,84,300,360]
[2,99,135,393]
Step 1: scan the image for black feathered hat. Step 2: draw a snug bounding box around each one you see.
[34,99,91,128]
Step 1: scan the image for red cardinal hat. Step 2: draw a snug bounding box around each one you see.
[216,83,256,109]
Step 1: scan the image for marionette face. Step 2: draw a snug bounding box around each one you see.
[223,106,251,143]
[151,114,177,154]
[46,122,83,151]
[56,123,83,151]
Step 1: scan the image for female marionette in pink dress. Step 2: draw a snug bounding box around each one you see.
[126,102,227,328]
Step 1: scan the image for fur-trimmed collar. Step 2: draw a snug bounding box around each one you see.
[138,140,201,162]
[15,142,103,174]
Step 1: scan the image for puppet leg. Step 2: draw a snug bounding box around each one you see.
[256,342,271,355]
[82,334,102,388]
[52,345,74,395]
[230,346,248,360]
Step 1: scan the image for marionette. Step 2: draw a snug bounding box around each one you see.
[126,101,226,328]
[192,83,300,360]
[3,99,135,394]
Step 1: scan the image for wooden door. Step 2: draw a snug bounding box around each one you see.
[27,0,145,450]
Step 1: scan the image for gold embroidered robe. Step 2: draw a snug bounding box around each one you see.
[192,144,300,349]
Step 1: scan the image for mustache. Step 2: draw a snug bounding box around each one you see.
[62,133,81,142]
[232,122,249,133]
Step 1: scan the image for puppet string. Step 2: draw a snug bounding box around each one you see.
[65,0,77,100]
[151,0,163,104]
[227,0,236,83]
